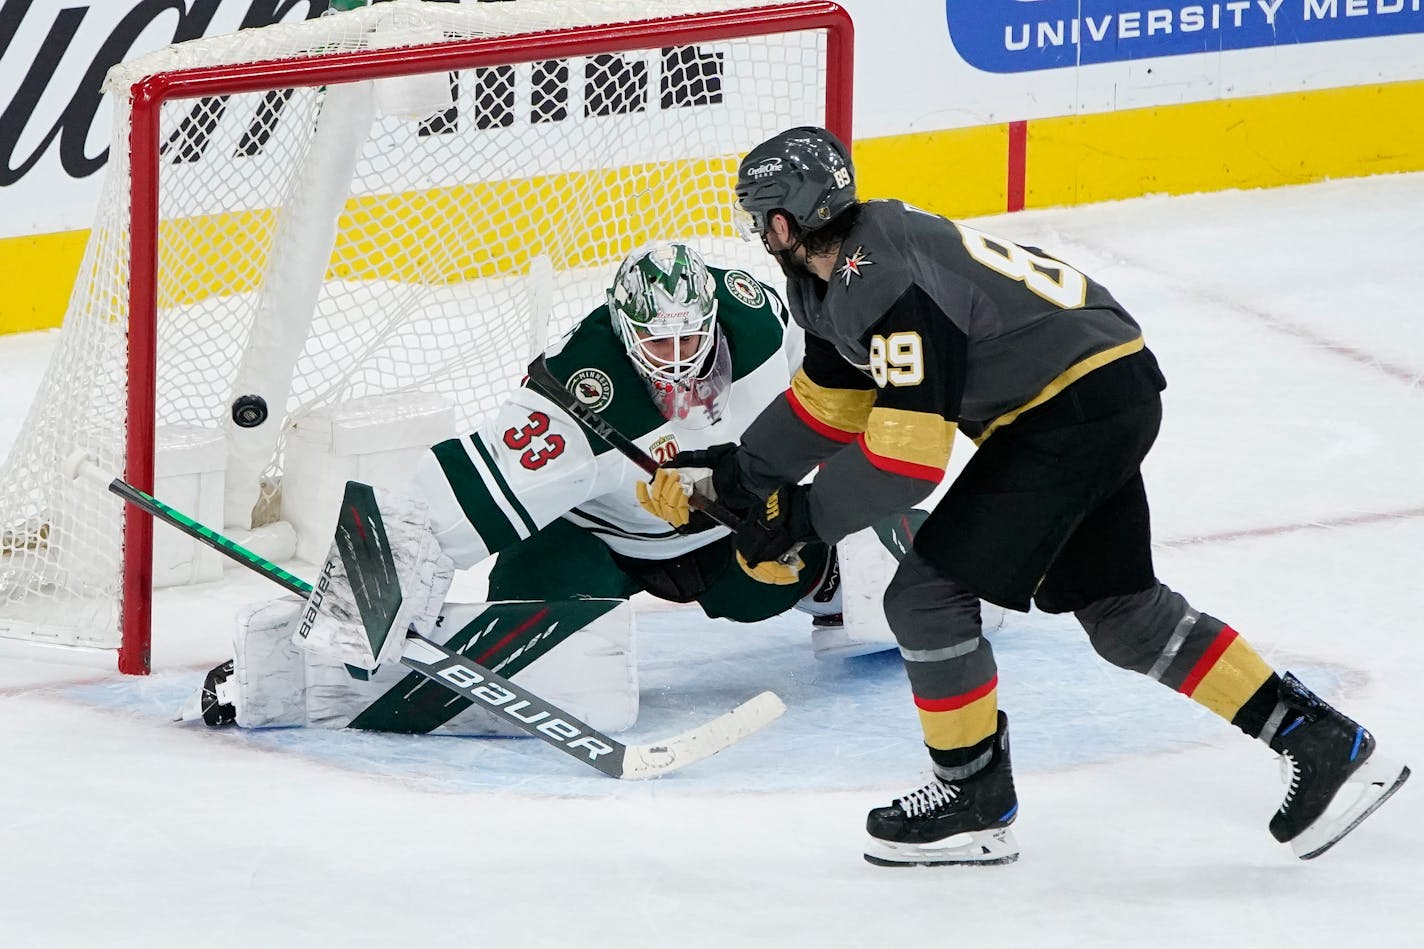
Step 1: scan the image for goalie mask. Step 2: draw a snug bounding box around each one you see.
[608,243,730,428]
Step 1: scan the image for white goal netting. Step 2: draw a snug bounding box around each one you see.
[0,0,842,664]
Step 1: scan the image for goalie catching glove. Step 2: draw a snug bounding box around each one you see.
[292,482,455,671]
[735,484,816,586]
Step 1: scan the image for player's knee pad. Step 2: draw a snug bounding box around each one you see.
[1074,582,1192,674]
[883,552,982,652]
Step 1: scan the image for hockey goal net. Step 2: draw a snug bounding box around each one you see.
[0,0,852,673]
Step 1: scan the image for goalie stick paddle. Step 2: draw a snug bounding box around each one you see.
[66,453,785,780]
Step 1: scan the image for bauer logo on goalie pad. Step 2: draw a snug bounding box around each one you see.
[568,368,614,412]
[723,270,765,309]
[296,559,336,641]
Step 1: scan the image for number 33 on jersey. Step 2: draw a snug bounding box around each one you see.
[502,411,565,470]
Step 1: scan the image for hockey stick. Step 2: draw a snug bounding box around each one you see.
[526,355,805,567]
[526,354,744,527]
[66,453,785,779]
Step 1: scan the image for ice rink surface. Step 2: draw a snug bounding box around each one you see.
[2,174,1422,947]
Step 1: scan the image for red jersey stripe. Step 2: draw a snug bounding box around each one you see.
[1179,626,1240,697]
[915,675,998,712]
[786,388,859,443]
[857,433,944,483]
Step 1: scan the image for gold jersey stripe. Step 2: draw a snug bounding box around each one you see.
[864,407,957,471]
[917,688,999,752]
[975,336,1145,444]
[1187,636,1274,722]
[790,369,875,435]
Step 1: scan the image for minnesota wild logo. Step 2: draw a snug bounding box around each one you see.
[567,368,614,411]
[723,270,765,308]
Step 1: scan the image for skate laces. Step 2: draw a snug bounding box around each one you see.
[1278,752,1301,811]
[896,779,960,818]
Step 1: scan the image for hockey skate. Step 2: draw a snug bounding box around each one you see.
[810,613,897,659]
[176,660,238,727]
[1267,673,1410,859]
[864,712,1020,866]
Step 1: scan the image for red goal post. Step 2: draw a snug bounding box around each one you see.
[0,0,853,674]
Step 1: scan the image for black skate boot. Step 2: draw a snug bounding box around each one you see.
[176,660,237,727]
[1266,673,1409,859]
[864,712,1019,866]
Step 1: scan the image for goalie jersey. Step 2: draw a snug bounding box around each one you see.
[413,267,799,567]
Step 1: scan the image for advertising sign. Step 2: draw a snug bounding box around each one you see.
[946,0,1424,73]
[0,0,330,234]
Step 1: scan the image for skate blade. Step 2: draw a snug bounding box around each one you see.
[1291,758,1411,860]
[863,827,1020,867]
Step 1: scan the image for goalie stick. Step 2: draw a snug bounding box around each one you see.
[526,354,742,526]
[66,453,785,779]
[526,355,804,565]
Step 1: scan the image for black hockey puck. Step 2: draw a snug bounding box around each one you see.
[231,394,269,428]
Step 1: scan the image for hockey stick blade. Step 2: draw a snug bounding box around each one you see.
[399,635,785,779]
[617,689,786,779]
[68,453,785,779]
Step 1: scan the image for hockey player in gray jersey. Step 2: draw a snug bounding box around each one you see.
[189,242,931,735]
[640,128,1409,865]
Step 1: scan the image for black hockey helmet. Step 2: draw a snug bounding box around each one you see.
[735,126,855,237]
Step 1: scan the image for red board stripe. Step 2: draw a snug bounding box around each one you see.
[1007,120,1027,212]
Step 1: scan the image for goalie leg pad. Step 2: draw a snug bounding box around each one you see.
[293,482,455,670]
[220,596,638,735]
[817,526,902,659]
[821,515,1008,660]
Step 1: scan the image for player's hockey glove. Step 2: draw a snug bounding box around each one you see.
[636,443,758,530]
[734,484,816,586]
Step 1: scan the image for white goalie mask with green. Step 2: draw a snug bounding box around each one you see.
[608,242,731,428]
